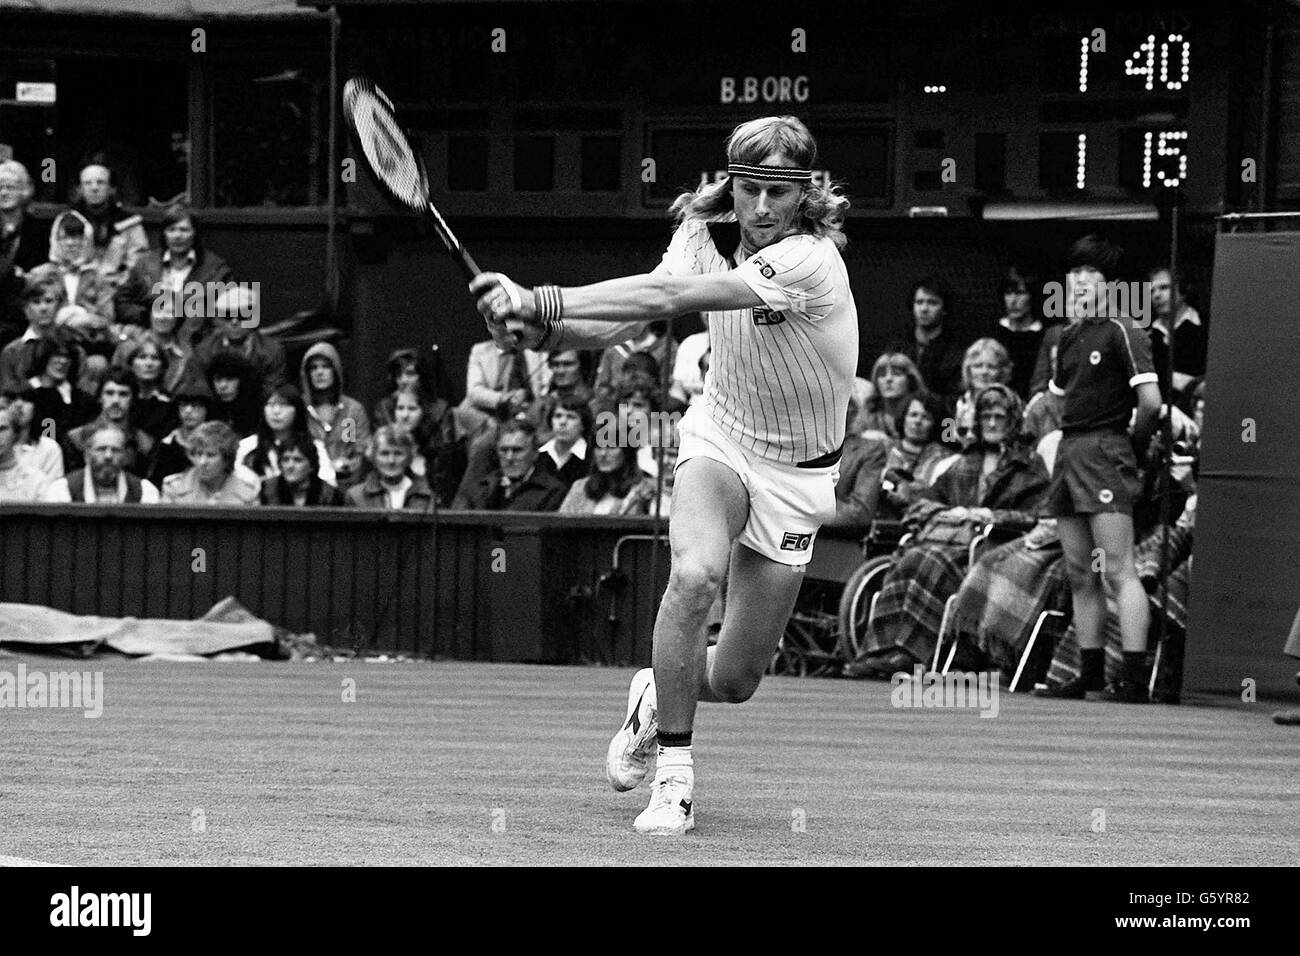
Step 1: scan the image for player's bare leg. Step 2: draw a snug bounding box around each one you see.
[699,542,804,703]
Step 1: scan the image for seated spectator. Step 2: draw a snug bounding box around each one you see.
[990,266,1047,400]
[63,366,155,477]
[43,422,160,503]
[237,383,334,485]
[345,424,436,511]
[455,336,550,446]
[536,392,592,489]
[843,384,1048,678]
[0,389,63,481]
[874,393,953,521]
[259,432,345,507]
[161,420,259,505]
[951,338,1013,448]
[0,160,48,348]
[0,267,64,395]
[560,440,652,516]
[593,321,676,405]
[70,163,148,291]
[0,405,52,501]
[372,346,451,425]
[45,211,124,380]
[890,277,967,406]
[1148,266,1206,411]
[387,384,464,506]
[610,376,679,479]
[192,286,286,392]
[669,328,709,407]
[113,203,233,343]
[149,373,221,486]
[22,333,99,441]
[852,352,923,440]
[205,349,263,437]
[111,292,192,393]
[118,334,178,442]
[300,342,370,489]
[529,348,595,441]
[452,418,566,512]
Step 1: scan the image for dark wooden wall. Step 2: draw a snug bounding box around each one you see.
[0,506,669,665]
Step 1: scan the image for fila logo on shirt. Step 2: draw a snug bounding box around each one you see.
[753,305,786,326]
[780,531,813,551]
[1089,350,1102,365]
[751,256,776,279]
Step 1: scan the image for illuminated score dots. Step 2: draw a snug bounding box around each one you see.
[1161,34,1190,90]
[923,85,948,94]
[1076,134,1087,189]
[1079,36,1089,93]
[1143,130,1188,188]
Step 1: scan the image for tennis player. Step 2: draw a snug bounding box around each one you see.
[472,117,856,835]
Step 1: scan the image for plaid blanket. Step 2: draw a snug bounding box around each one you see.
[951,534,1069,677]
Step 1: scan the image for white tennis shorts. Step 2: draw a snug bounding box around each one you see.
[674,405,839,567]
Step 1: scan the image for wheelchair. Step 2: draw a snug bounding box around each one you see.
[836,518,1070,690]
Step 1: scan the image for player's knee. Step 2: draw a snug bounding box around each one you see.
[710,670,760,703]
[667,557,725,608]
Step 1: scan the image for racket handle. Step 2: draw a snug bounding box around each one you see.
[456,248,482,282]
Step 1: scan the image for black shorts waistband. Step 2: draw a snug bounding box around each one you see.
[796,445,843,469]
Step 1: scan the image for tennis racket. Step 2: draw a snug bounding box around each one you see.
[342,76,482,282]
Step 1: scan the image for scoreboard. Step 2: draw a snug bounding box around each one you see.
[341,2,1237,219]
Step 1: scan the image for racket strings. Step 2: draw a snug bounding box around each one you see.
[346,86,427,211]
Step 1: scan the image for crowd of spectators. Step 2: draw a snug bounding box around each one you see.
[0,163,1209,694]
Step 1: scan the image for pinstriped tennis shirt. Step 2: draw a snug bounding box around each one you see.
[660,218,858,464]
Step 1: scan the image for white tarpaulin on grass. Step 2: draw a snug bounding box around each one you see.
[0,597,275,656]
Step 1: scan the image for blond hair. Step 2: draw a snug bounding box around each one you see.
[668,116,850,249]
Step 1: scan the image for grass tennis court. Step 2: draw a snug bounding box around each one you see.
[2,656,1297,866]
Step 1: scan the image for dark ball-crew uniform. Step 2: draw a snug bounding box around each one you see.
[1043,314,1157,516]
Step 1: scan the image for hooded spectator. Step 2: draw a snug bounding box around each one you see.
[300,341,371,489]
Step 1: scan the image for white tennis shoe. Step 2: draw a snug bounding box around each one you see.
[605,667,658,792]
[633,769,695,835]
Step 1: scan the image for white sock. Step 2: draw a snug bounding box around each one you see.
[657,745,693,774]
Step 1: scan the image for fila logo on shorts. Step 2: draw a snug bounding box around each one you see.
[752,305,786,326]
[780,531,813,551]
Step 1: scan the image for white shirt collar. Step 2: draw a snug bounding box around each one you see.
[539,436,587,465]
[999,315,1043,333]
